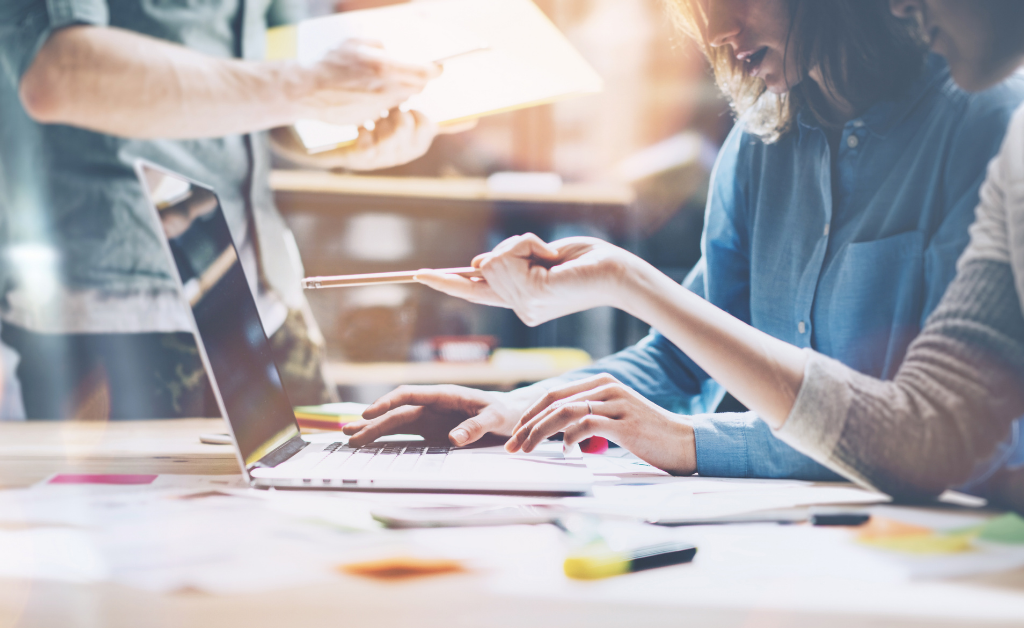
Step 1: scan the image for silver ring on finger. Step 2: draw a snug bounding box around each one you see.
[586,400,594,416]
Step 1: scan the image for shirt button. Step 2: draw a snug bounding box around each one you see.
[824,223,831,236]
[798,321,807,334]
[846,135,859,149]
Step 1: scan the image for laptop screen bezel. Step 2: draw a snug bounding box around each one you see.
[133,158,305,480]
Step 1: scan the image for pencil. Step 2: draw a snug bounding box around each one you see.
[302,267,482,289]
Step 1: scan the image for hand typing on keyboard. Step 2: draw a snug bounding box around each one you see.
[343,384,538,448]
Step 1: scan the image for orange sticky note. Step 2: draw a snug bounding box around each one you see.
[338,556,466,580]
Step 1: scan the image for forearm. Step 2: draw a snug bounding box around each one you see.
[615,256,806,429]
[20,25,304,138]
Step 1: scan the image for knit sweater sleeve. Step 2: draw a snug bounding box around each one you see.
[777,259,1024,509]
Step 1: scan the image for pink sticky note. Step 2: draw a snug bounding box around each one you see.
[49,474,158,485]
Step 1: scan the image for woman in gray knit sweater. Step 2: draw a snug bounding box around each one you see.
[413,0,1024,511]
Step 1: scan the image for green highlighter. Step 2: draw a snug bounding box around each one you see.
[564,541,697,580]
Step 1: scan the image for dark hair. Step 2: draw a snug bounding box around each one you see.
[671,0,927,141]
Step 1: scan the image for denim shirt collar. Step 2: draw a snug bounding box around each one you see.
[796,53,950,139]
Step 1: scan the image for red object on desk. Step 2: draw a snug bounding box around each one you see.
[579,436,609,454]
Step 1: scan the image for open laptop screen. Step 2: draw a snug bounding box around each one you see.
[137,162,300,468]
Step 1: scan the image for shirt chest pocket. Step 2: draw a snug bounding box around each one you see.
[825,230,925,378]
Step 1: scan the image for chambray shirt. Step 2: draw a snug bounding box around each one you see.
[554,56,1024,481]
[0,0,305,330]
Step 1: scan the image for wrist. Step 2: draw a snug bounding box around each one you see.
[614,254,666,319]
[667,418,698,476]
[265,60,317,125]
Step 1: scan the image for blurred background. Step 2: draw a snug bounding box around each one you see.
[276,0,732,402]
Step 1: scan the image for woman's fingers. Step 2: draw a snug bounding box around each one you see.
[447,407,508,446]
[362,385,445,420]
[344,405,423,446]
[563,415,622,448]
[508,383,623,452]
[347,384,507,447]
[516,374,620,432]
[473,233,561,272]
[512,400,610,453]
[344,41,441,87]
[481,233,561,268]
[361,383,491,419]
[415,272,507,307]
[340,109,439,171]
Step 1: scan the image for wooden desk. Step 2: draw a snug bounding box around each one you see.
[0,419,237,489]
[2,420,1023,628]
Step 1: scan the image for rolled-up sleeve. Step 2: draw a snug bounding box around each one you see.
[692,411,845,480]
[0,0,109,87]
[777,259,1024,506]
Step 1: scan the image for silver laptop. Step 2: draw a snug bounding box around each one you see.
[134,160,593,495]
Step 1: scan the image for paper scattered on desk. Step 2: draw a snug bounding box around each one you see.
[1,471,1021,599]
[583,454,669,478]
[561,477,886,524]
[0,475,563,594]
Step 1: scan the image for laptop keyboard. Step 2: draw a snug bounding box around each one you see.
[313,441,451,476]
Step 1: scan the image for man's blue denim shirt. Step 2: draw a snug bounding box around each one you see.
[552,55,1024,483]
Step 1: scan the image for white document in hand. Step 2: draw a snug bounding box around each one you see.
[271,0,603,153]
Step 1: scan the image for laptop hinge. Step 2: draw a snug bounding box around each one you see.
[252,435,308,469]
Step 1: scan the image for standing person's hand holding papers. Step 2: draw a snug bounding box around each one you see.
[271,40,451,171]
[292,40,439,128]
[21,29,444,170]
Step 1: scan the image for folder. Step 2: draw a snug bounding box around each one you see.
[266,0,604,154]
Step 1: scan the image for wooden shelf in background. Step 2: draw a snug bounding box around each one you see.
[270,170,635,207]
[325,360,581,387]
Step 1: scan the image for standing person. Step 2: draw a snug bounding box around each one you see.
[382,0,1024,511]
[0,0,453,419]
[342,0,1024,490]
